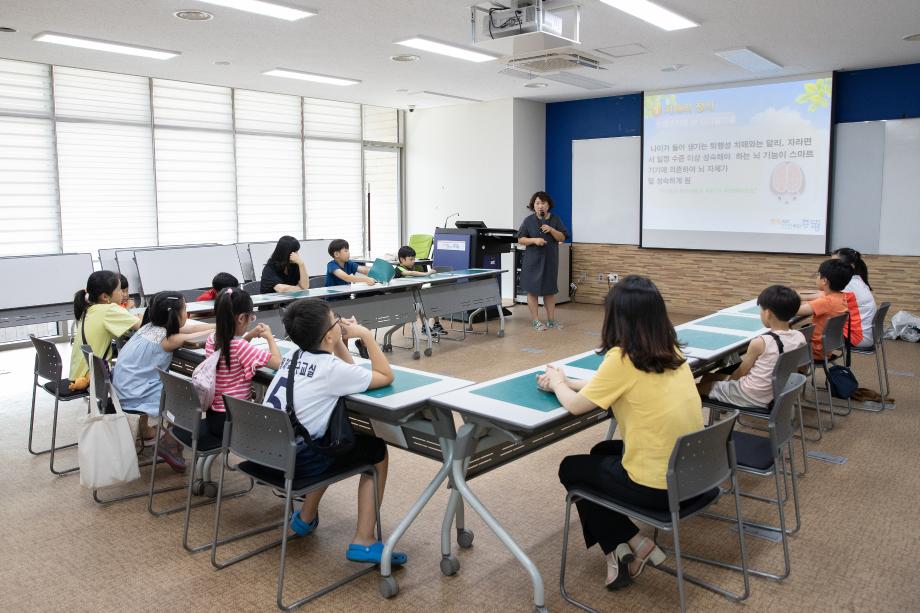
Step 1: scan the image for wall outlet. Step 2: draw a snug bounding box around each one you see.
[596,272,606,282]
[607,272,619,283]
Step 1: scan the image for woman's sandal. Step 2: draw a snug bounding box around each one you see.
[605,543,634,591]
[628,536,667,578]
[345,541,407,566]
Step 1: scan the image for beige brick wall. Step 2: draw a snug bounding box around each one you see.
[570,243,920,316]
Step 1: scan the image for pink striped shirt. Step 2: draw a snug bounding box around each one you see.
[204,335,272,412]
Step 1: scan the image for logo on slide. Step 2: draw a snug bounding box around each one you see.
[770,162,805,202]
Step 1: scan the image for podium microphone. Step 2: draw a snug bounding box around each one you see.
[443,212,460,227]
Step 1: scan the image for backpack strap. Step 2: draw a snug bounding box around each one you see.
[764,330,784,354]
[284,350,314,445]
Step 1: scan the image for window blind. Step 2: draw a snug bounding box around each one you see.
[362,105,399,144]
[0,59,59,256]
[304,140,363,250]
[303,98,361,140]
[364,149,400,255]
[53,67,157,255]
[234,90,303,241]
[152,79,236,244]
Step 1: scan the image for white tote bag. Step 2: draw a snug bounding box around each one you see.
[78,377,140,489]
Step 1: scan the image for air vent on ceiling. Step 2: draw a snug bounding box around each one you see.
[505,48,605,73]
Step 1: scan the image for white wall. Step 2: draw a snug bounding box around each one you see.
[512,99,547,229]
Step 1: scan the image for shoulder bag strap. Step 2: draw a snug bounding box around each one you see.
[284,350,313,444]
[764,330,784,354]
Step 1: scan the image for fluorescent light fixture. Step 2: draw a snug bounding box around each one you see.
[599,0,698,31]
[263,68,360,86]
[193,0,315,21]
[409,90,482,103]
[395,36,498,63]
[32,32,180,60]
[715,47,782,73]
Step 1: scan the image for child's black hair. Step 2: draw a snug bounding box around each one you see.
[283,298,333,351]
[74,270,120,321]
[833,247,870,290]
[143,291,185,337]
[756,285,801,322]
[328,238,349,257]
[818,258,853,292]
[598,275,684,373]
[119,274,129,293]
[397,246,416,261]
[212,272,240,293]
[213,288,254,370]
[267,236,301,274]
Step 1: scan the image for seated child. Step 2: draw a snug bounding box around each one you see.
[325,239,375,287]
[69,271,141,391]
[118,274,135,309]
[262,298,407,566]
[698,285,806,409]
[797,258,857,361]
[196,272,240,302]
[395,245,446,337]
[112,291,214,468]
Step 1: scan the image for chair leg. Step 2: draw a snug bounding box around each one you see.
[880,341,891,403]
[558,494,597,613]
[49,396,79,475]
[673,516,687,613]
[795,398,810,473]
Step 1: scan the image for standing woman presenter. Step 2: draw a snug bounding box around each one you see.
[517,191,569,330]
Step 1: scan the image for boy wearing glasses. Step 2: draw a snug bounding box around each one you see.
[262,298,408,567]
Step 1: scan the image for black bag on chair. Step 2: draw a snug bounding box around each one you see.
[284,350,356,457]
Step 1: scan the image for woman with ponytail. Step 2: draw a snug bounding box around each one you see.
[68,271,140,386]
[833,247,877,348]
[203,288,282,439]
[112,292,214,468]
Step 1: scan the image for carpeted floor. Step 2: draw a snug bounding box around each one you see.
[1,301,918,612]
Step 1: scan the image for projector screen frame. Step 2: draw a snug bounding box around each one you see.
[639,72,836,256]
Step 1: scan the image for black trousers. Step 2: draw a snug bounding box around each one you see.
[558,440,670,555]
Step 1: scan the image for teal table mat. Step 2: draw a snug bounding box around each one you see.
[358,364,441,398]
[738,305,761,315]
[471,372,562,413]
[678,328,747,351]
[696,314,765,332]
[565,352,604,371]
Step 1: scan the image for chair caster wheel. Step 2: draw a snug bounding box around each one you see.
[533,606,549,613]
[457,529,474,549]
[498,330,505,338]
[424,348,432,357]
[202,481,218,498]
[440,555,460,576]
[379,576,399,598]
[191,479,205,496]
[382,344,393,353]
[413,351,421,360]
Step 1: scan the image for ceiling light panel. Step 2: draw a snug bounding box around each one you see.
[32,32,180,60]
[542,71,612,90]
[599,0,698,31]
[395,36,499,63]
[715,47,783,73]
[263,68,360,86]
[193,0,315,21]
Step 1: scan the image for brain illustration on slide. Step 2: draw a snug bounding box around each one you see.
[770,161,806,202]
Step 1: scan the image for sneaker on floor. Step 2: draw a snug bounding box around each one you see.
[532,320,547,331]
[546,320,563,330]
[156,444,186,473]
[431,322,447,336]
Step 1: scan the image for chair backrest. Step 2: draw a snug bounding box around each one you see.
[769,373,806,455]
[29,334,63,382]
[308,275,326,289]
[223,395,298,477]
[242,280,261,295]
[797,324,815,368]
[157,369,204,433]
[256,308,287,339]
[81,345,111,413]
[872,301,891,346]
[771,343,808,401]
[822,313,849,356]
[666,411,738,512]
[408,234,434,260]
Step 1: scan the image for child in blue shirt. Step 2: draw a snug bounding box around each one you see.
[325,239,375,287]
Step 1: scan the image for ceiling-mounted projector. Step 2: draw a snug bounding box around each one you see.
[471,1,581,56]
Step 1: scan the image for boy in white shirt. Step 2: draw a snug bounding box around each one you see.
[262,298,407,566]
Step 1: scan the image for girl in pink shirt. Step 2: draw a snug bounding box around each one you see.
[204,288,282,438]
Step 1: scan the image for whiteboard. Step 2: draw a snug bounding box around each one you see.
[572,136,641,244]
[134,245,245,295]
[106,243,217,295]
[0,253,94,310]
[249,239,329,282]
[879,119,920,256]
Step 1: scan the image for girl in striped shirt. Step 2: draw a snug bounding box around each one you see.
[204,288,282,438]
